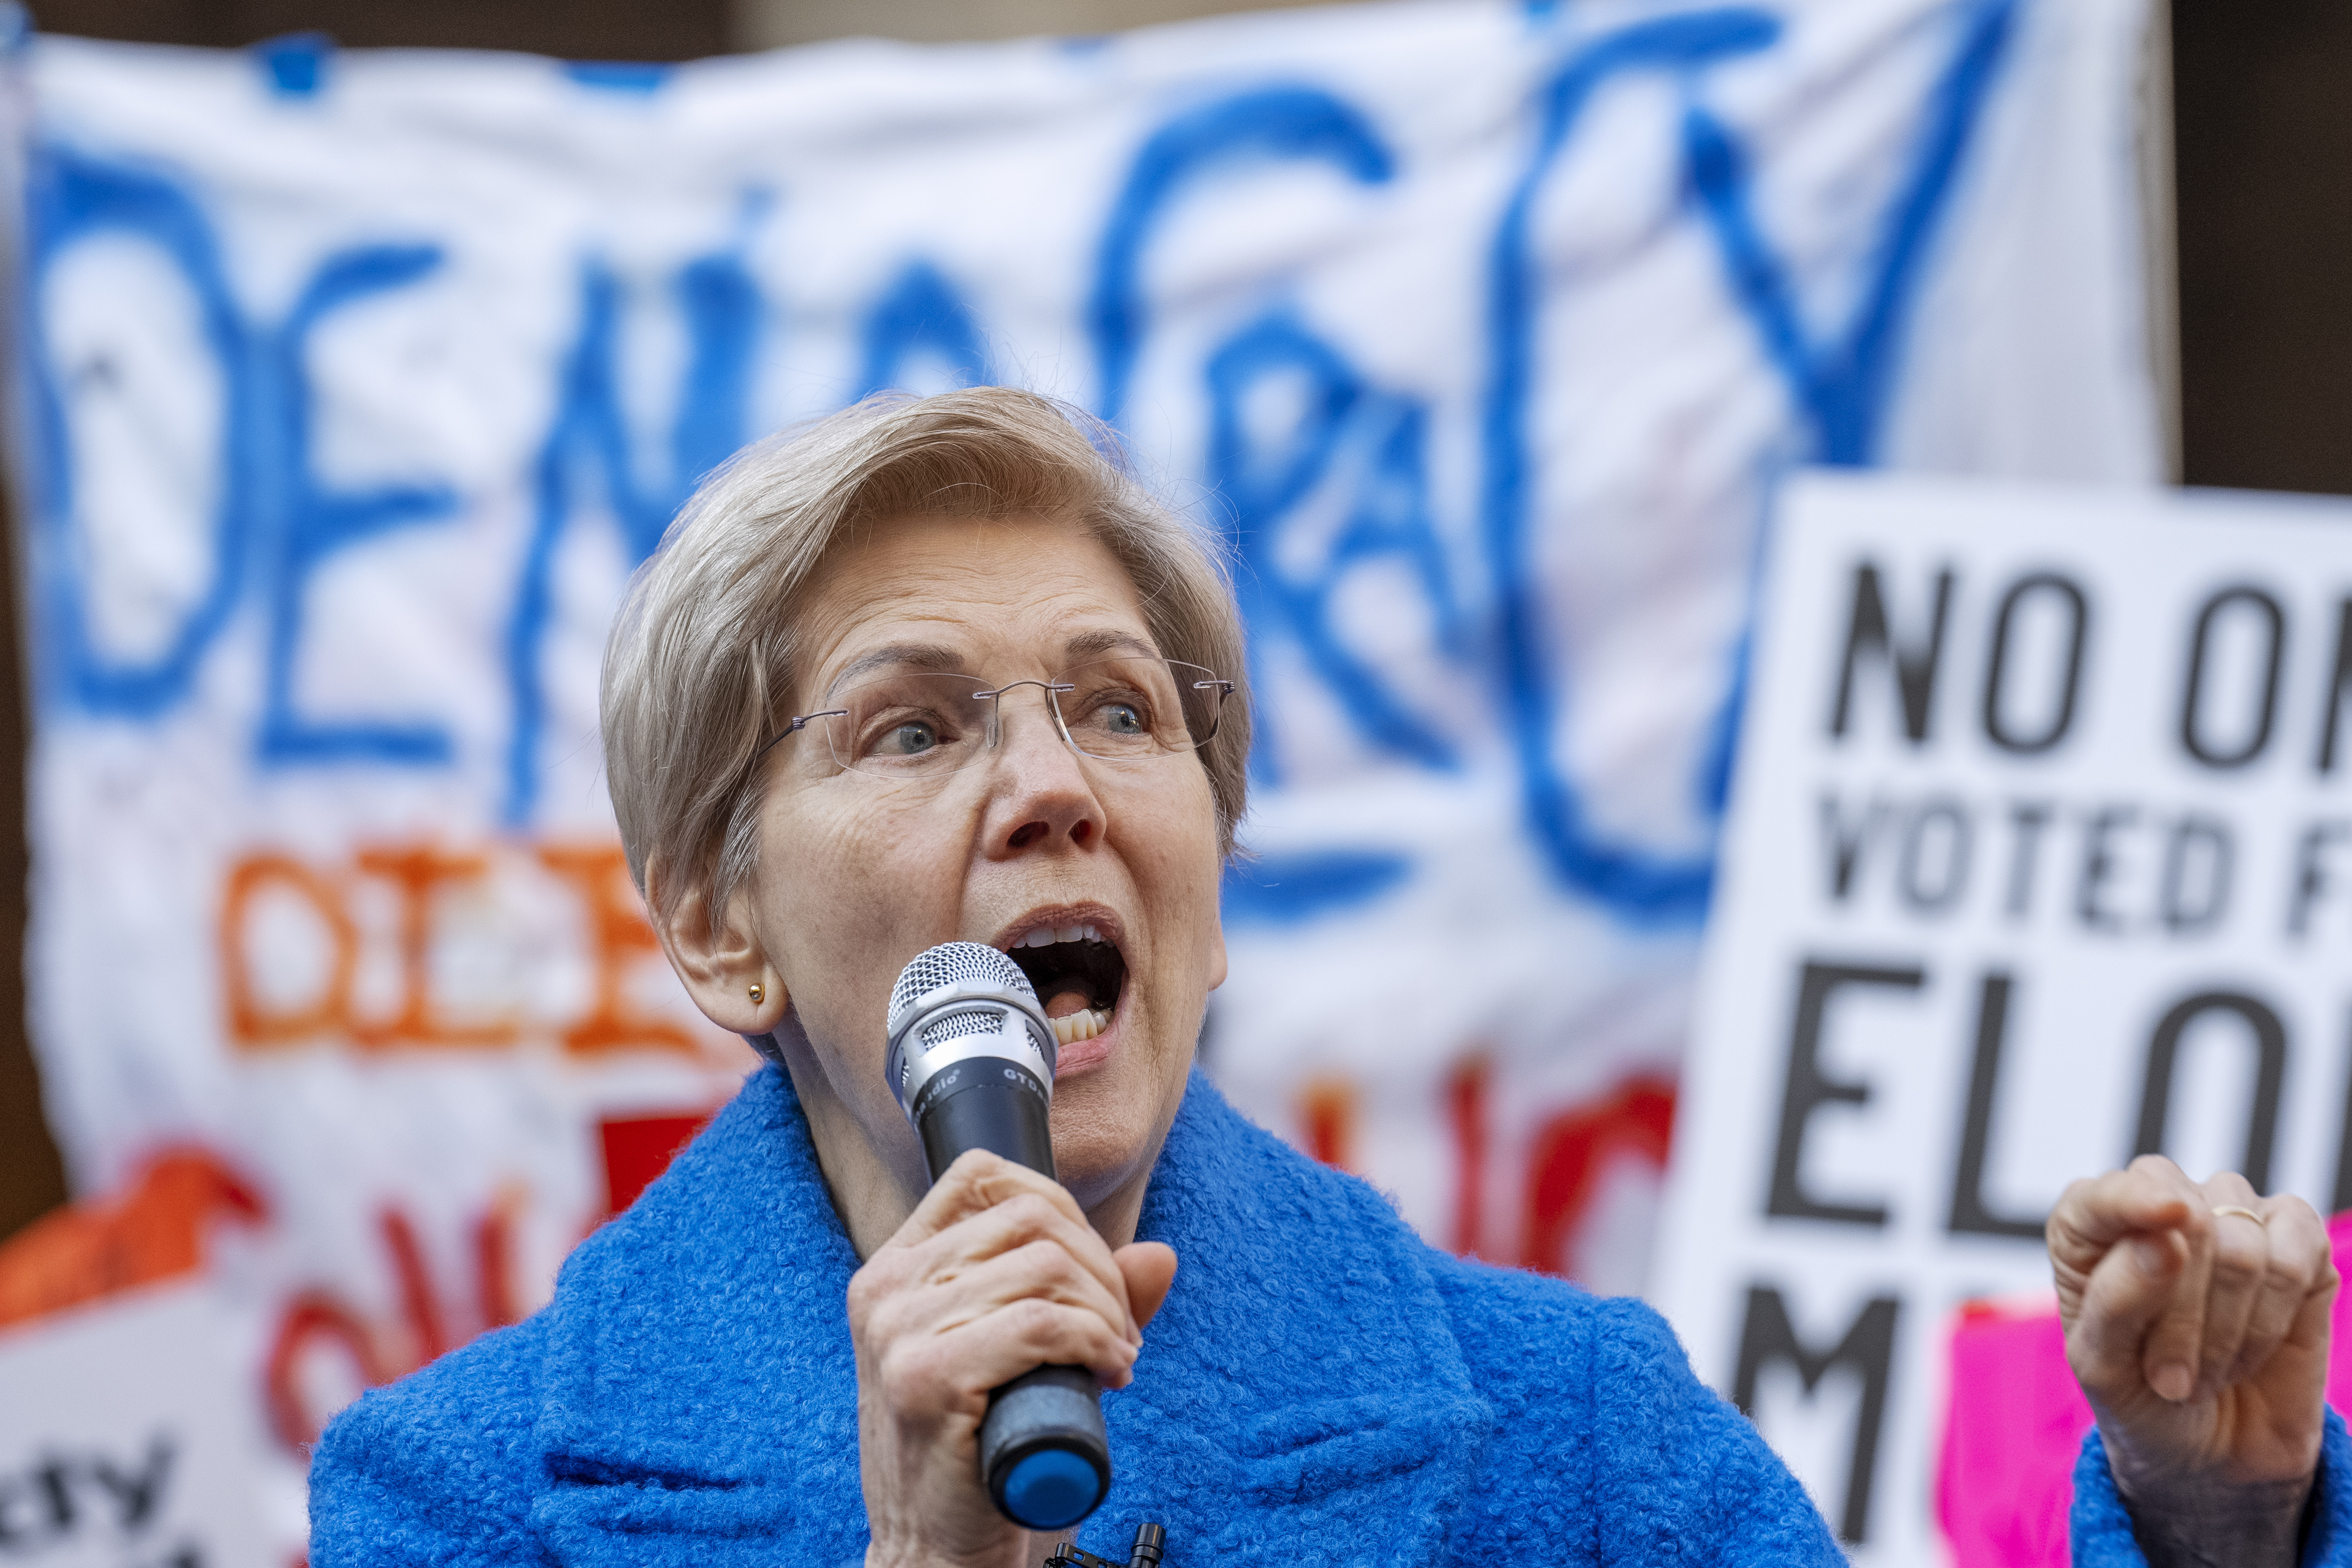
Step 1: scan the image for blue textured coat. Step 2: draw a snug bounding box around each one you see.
[309,1065,2345,1565]
[2074,1411,2352,1565]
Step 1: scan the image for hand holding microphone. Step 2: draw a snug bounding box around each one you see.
[847,943,1173,1567]
[886,943,1112,1529]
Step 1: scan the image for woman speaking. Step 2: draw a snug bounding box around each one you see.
[310,389,2345,1567]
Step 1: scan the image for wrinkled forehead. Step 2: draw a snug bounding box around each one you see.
[816,627,1167,699]
[787,511,1159,703]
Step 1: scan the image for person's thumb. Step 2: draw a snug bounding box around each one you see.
[1116,1242,1178,1334]
[2069,1227,2193,1405]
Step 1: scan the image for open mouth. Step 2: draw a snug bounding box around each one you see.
[1001,920,1127,1050]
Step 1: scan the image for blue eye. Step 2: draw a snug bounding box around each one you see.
[1103,702,1146,735]
[876,720,939,756]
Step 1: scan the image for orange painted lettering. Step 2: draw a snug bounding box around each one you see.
[350,845,519,1049]
[536,843,695,1057]
[222,855,357,1048]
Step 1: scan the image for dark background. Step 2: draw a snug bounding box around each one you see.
[4,0,731,58]
[2172,0,2352,497]
[2,0,2345,1241]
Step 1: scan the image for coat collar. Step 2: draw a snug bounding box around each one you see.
[530,1066,1493,1565]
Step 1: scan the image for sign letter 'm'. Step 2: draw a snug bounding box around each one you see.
[1732,1284,1901,1544]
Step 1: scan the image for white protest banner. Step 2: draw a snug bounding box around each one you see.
[13,0,2155,1504]
[0,1282,286,1568]
[1654,469,2352,1567]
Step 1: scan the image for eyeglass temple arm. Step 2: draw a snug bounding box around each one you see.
[754,708,848,761]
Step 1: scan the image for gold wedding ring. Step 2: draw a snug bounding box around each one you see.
[2210,1204,2267,1225]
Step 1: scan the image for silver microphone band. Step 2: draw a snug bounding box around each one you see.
[887,990,1057,1112]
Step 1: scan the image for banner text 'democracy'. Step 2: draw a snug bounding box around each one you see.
[28,0,2018,926]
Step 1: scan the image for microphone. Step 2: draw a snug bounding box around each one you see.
[886,941,1112,1532]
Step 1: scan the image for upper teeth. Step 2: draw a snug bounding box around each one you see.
[1017,923,1101,948]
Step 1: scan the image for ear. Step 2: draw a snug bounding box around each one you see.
[649,860,785,1036]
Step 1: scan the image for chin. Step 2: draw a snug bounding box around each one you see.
[992,910,1203,1198]
[1047,1048,1176,1209]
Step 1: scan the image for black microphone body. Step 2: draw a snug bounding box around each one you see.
[904,1044,1056,1184]
[886,942,1112,1533]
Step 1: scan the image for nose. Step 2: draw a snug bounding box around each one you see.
[979,682,1104,855]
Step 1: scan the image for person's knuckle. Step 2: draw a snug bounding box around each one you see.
[945,1148,1000,1185]
[875,1342,930,1408]
[2047,1183,2099,1243]
[1034,1237,1086,1282]
[990,1160,1043,1197]
[1008,1294,1063,1342]
[1010,1237,1066,1283]
[861,1289,914,1343]
[2264,1249,2311,1295]
[2210,1239,2262,1288]
[2275,1195,2327,1238]
[1006,1192,1059,1230]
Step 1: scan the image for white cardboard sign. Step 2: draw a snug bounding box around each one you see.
[1654,470,2352,1567]
[0,1284,281,1568]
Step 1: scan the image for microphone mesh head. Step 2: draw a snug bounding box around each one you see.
[886,941,1038,1040]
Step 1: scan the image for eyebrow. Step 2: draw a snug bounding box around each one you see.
[820,642,967,699]
[1063,628,1161,662]
[814,629,1163,704]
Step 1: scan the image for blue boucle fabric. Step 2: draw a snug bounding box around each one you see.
[2071,1406,2352,1567]
[308,1064,1849,1565]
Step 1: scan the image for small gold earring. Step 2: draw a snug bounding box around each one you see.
[748,983,765,1004]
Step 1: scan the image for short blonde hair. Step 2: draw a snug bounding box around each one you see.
[602,387,1252,926]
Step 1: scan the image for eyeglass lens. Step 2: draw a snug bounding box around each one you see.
[814,658,1225,778]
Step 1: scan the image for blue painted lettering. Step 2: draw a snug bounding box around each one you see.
[858,259,994,399]
[1091,85,1394,423]
[502,249,758,822]
[1481,11,1779,923]
[24,144,253,719]
[1205,310,1459,784]
[257,245,459,766]
[1684,0,2017,464]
